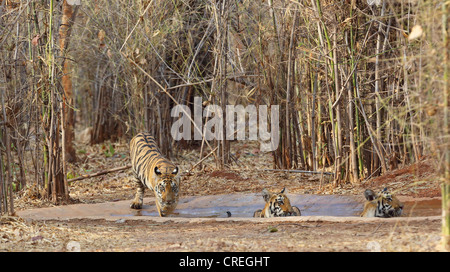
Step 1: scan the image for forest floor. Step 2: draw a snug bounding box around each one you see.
[1,138,445,252]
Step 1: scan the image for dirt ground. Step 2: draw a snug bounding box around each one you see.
[0,216,442,252]
[1,140,445,252]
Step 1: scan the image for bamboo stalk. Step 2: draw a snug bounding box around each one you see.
[311,63,318,172]
[1,91,13,215]
[346,64,358,184]
[373,3,386,175]
[218,0,230,169]
[61,100,68,202]
[332,25,342,184]
[348,8,363,178]
[285,10,298,169]
[0,145,5,215]
[442,0,450,251]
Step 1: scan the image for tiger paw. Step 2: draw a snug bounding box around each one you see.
[130,201,143,209]
[291,206,301,216]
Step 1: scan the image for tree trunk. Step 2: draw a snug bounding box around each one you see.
[45,0,66,204]
[59,0,78,162]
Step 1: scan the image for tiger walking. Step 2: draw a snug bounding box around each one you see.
[129,132,180,217]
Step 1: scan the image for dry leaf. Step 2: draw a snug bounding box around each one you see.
[31,35,40,47]
[408,25,423,41]
[66,0,81,5]
[98,29,106,49]
[340,17,352,27]
[367,0,382,6]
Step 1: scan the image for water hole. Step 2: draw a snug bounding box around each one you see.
[18,194,441,220]
[110,194,441,218]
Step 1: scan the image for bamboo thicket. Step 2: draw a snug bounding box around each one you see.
[0,1,448,218]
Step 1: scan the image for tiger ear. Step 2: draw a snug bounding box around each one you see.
[172,167,178,175]
[364,189,376,201]
[154,166,162,175]
[262,188,272,202]
[280,187,286,194]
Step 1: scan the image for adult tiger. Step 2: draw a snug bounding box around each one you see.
[129,132,180,217]
[360,188,404,218]
[253,188,301,218]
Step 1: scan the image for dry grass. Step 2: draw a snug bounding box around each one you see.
[0,216,443,252]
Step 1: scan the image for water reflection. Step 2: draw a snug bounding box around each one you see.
[111,194,441,218]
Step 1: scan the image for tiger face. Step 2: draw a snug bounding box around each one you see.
[254,188,301,218]
[360,188,404,218]
[152,163,180,216]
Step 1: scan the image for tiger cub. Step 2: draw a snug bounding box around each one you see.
[253,188,301,218]
[129,132,180,217]
[360,188,404,218]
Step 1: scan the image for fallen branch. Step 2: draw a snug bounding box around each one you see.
[68,165,131,183]
[189,146,219,172]
[260,169,334,176]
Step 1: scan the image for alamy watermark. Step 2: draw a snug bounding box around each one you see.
[171,97,280,152]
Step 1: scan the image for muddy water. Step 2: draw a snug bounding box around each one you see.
[17,193,441,220]
[108,194,365,218]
